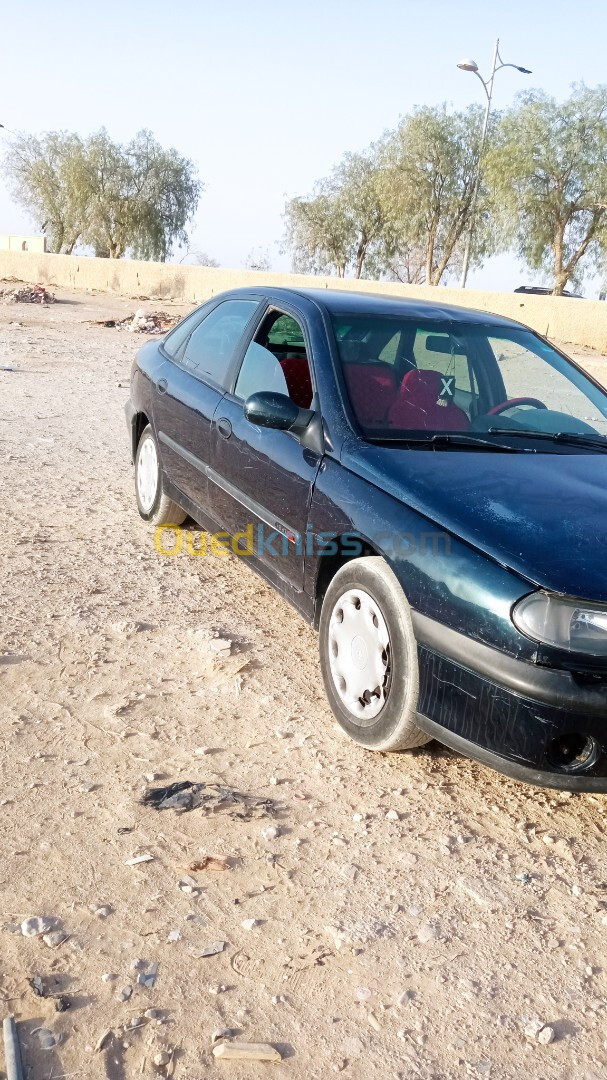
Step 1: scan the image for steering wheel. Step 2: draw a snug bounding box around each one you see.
[487,396,547,417]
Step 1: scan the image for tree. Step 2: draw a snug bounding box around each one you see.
[2,128,201,261]
[488,86,607,294]
[283,148,388,279]
[377,104,496,285]
[3,131,89,253]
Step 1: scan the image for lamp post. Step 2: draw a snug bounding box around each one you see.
[457,39,531,288]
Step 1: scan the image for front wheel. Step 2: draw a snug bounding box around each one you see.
[135,424,187,526]
[319,557,430,752]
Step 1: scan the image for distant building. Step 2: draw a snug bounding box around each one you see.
[0,234,47,253]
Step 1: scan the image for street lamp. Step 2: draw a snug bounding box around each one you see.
[457,39,531,288]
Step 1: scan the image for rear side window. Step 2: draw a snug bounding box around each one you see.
[162,306,207,359]
[180,300,259,387]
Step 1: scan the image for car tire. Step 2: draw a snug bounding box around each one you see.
[319,557,430,752]
[135,424,187,526]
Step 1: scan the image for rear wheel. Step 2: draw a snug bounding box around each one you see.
[319,557,430,751]
[135,424,187,526]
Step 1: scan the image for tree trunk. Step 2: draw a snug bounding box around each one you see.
[552,223,567,295]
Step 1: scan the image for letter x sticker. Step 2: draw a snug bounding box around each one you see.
[439,375,456,400]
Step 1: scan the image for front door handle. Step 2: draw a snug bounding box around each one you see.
[157,378,168,394]
[217,417,232,440]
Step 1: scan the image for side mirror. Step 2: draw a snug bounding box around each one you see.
[244,392,310,433]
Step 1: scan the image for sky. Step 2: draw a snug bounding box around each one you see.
[1,0,606,292]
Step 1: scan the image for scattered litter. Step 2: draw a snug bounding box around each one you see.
[514,873,534,885]
[212,1040,283,1062]
[179,875,199,894]
[2,283,55,304]
[21,916,52,937]
[0,364,20,373]
[125,853,155,866]
[43,930,68,949]
[94,1029,113,1053]
[33,1027,60,1050]
[142,780,279,819]
[189,855,232,872]
[92,310,180,334]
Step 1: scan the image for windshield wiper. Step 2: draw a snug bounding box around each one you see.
[488,428,607,452]
[370,433,524,452]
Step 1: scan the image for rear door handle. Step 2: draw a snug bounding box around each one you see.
[217,417,232,440]
[157,378,168,394]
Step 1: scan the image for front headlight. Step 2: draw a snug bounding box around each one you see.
[513,591,607,657]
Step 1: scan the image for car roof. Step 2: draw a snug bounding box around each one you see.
[228,285,528,330]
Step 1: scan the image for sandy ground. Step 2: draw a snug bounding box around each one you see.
[2,284,607,1080]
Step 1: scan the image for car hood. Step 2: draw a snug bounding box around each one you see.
[347,446,607,603]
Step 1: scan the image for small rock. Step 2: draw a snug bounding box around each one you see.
[261,825,280,842]
[417,923,439,943]
[208,984,227,995]
[101,973,117,982]
[167,928,181,943]
[116,985,132,1002]
[153,1050,171,1067]
[93,905,112,918]
[524,1019,555,1044]
[21,916,52,937]
[145,1009,162,1020]
[242,918,261,931]
[43,930,68,948]
[385,810,400,821]
[211,1027,233,1045]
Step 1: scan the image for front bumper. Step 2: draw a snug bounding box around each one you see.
[412,612,607,792]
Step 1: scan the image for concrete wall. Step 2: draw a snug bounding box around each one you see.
[1,249,606,353]
[0,235,46,253]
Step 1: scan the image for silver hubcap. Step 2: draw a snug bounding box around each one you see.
[328,588,391,721]
[137,436,158,513]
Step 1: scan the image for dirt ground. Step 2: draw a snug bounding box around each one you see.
[2,284,607,1080]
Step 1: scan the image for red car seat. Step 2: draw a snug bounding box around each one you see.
[280,355,313,409]
[344,365,398,426]
[388,369,469,431]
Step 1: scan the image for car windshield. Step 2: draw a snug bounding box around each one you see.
[331,314,607,448]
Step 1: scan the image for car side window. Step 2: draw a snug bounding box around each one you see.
[179,300,259,387]
[234,311,313,409]
[162,306,208,360]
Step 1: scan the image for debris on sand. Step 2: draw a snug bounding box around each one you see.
[189,855,232,872]
[92,309,180,334]
[141,780,280,819]
[212,1040,283,1062]
[1,283,55,304]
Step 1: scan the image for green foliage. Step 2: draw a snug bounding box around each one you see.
[487,85,607,293]
[378,104,499,284]
[3,128,201,260]
[284,105,498,284]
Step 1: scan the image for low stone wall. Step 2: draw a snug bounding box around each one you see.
[1,249,606,354]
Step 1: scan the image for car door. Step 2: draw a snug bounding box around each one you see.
[152,298,261,512]
[207,306,322,592]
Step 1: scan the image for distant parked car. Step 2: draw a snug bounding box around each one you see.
[514,285,584,298]
[126,287,607,792]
